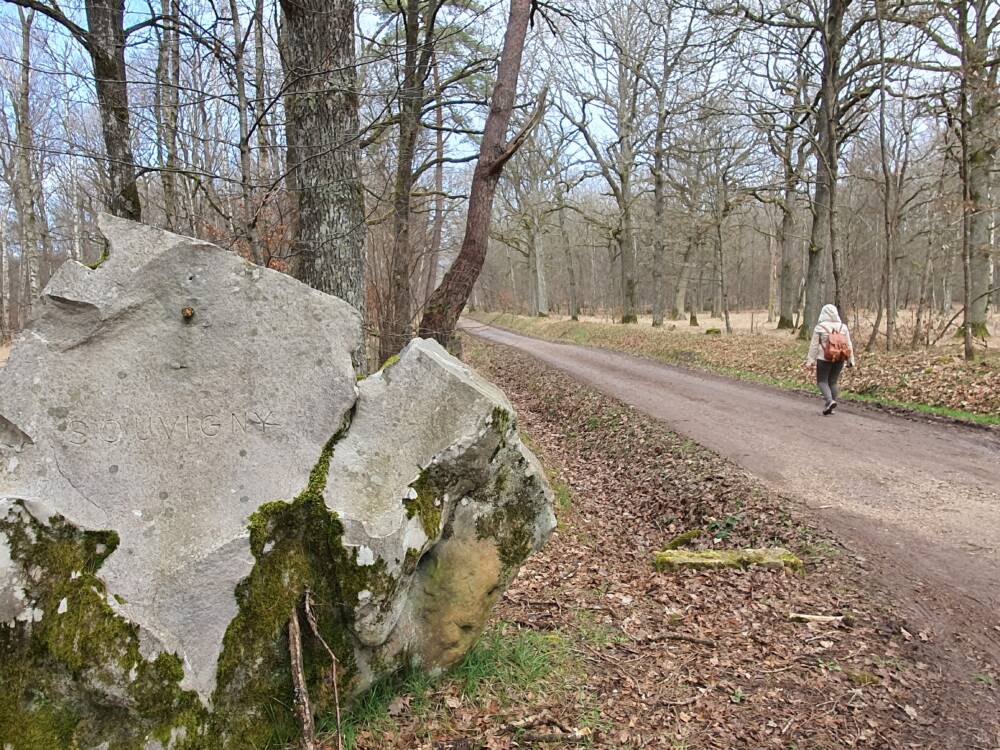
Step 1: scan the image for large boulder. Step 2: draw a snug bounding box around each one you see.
[0,216,555,749]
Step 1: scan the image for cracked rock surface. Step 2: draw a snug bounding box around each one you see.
[0,217,554,748]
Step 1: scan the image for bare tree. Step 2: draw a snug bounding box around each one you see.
[418,0,545,346]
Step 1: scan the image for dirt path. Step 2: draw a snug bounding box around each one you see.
[461,319,1000,667]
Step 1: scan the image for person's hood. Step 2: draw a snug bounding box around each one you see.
[818,304,841,326]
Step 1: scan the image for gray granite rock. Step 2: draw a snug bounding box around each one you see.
[0,214,361,699]
[0,216,554,748]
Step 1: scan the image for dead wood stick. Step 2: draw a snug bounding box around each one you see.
[304,589,343,750]
[288,607,315,750]
[788,612,850,625]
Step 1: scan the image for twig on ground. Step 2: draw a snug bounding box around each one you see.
[288,606,315,750]
[304,588,344,750]
[647,632,718,647]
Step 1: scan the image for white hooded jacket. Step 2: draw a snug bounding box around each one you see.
[806,304,856,366]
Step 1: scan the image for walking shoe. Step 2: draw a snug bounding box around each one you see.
[822,401,836,416]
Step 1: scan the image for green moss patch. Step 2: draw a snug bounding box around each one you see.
[212,414,397,747]
[654,547,803,572]
[0,508,205,749]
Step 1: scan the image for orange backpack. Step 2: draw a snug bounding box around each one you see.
[821,325,852,363]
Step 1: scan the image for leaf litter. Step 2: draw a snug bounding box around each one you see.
[333,336,998,749]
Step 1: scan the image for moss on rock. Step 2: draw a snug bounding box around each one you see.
[0,412,406,749]
[0,508,206,750]
[404,471,443,540]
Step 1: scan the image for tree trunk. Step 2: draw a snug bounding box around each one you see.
[422,59,446,310]
[87,0,142,221]
[777,196,797,329]
[0,222,9,344]
[716,219,732,334]
[418,0,536,346]
[281,0,367,321]
[381,1,441,363]
[766,228,777,324]
[801,0,845,337]
[672,237,695,320]
[535,234,549,316]
[912,240,933,348]
[558,207,579,320]
[13,8,42,321]
[229,0,263,264]
[651,69,669,327]
[155,0,180,230]
[619,170,637,324]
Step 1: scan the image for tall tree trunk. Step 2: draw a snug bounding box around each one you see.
[912,239,933,348]
[281,0,367,321]
[801,0,845,337]
[382,1,441,362]
[253,0,274,185]
[672,237,695,320]
[651,47,669,328]
[422,59,446,310]
[230,0,263,264]
[558,206,579,320]
[535,234,549,316]
[716,218,731,333]
[418,0,537,346]
[0,222,9,344]
[619,168,637,324]
[766,228,777,323]
[155,0,180,229]
[13,8,42,321]
[777,194,798,329]
[87,0,142,221]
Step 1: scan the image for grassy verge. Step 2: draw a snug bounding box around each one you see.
[468,312,1000,427]
[326,623,588,748]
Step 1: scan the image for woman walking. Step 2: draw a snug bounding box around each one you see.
[805,304,855,415]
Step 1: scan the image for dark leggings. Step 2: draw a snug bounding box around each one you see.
[816,360,845,405]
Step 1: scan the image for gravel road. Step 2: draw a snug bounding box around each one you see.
[461,319,1000,664]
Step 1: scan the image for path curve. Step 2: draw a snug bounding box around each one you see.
[461,319,1000,663]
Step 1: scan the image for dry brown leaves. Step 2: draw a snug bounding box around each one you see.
[457,336,997,748]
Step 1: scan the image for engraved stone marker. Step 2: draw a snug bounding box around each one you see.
[0,217,554,748]
[0,215,360,698]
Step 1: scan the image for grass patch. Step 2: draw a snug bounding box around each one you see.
[841,392,1000,426]
[328,623,586,748]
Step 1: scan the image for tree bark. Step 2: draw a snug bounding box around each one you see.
[558,206,579,320]
[672,237,695,320]
[13,8,42,321]
[229,0,264,264]
[800,0,846,337]
[381,1,441,362]
[418,0,537,346]
[87,0,142,221]
[281,0,367,322]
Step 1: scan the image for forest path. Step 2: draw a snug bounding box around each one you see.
[461,319,1000,664]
